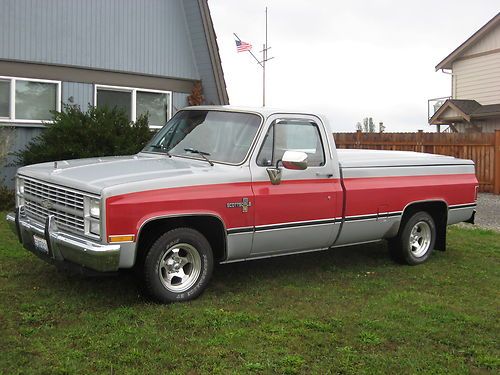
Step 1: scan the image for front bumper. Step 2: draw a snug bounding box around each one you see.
[6,208,120,272]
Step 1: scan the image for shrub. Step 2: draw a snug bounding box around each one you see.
[0,128,16,210]
[14,105,153,166]
[0,183,15,211]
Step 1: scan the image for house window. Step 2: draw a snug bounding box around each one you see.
[95,85,171,128]
[0,80,9,118]
[96,89,132,120]
[0,76,61,123]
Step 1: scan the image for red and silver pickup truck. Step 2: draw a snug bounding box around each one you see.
[6,106,478,302]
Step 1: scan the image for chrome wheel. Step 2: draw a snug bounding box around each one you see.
[408,221,432,258]
[158,243,202,293]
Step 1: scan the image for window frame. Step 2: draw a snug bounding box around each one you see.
[0,75,61,124]
[94,84,172,129]
[256,118,327,168]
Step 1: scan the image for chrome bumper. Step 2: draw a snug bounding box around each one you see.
[6,209,120,272]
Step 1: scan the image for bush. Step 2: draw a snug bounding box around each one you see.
[14,105,154,166]
[0,183,15,211]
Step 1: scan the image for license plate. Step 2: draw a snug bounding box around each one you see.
[33,235,49,254]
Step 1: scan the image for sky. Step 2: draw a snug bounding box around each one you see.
[209,0,499,132]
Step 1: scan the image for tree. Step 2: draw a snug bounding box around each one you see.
[356,117,376,133]
[188,81,204,106]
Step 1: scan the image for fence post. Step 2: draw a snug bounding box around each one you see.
[417,130,424,153]
[494,130,500,195]
[356,130,362,149]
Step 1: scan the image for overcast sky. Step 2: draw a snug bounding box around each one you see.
[209,1,499,132]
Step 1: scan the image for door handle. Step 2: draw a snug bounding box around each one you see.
[316,173,333,178]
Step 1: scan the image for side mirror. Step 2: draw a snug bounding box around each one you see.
[266,151,308,185]
[281,150,308,170]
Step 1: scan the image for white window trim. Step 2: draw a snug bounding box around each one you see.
[0,75,61,124]
[94,84,172,129]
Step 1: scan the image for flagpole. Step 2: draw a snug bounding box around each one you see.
[234,7,274,107]
[263,7,267,107]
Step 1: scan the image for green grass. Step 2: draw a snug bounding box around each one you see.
[0,213,499,374]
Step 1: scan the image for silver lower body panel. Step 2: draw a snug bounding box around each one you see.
[6,209,121,272]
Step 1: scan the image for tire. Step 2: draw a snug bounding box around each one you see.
[389,211,436,265]
[143,227,213,303]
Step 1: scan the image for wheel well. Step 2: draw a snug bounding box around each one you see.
[136,216,227,266]
[400,201,448,251]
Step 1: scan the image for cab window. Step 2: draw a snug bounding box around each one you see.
[257,120,326,167]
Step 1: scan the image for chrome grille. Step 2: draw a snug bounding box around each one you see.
[23,178,86,234]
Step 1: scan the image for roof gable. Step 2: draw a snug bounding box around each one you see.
[429,99,500,125]
[436,12,500,71]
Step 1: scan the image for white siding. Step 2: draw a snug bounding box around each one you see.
[462,24,500,56]
[452,52,500,104]
[440,106,462,119]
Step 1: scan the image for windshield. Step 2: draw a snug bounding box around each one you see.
[143,110,262,164]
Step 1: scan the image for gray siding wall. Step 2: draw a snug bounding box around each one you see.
[62,82,94,110]
[172,92,189,113]
[0,0,228,188]
[0,0,199,80]
[183,0,219,104]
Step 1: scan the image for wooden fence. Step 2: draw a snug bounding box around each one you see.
[333,130,500,194]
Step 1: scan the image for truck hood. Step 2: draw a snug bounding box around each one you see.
[17,153,237,196]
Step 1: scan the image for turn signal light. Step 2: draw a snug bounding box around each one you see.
[108,235,135,243]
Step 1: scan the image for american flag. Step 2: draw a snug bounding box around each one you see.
[235,40,252,53]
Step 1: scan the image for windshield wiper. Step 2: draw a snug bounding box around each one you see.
[150,143,171,157]
[184,148,214,166]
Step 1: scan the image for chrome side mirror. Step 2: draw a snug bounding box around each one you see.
[281,151,308,170]
[266,151,308,185]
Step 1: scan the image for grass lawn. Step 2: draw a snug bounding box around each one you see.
[0,214,498,374]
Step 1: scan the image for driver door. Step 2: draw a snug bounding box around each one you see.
[249,114,342,256]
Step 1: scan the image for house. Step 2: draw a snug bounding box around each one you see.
[429,12,500,133]
[0,0,229,187]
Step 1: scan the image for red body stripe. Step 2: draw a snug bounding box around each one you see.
[106,182,254,237]
[251,179,344,225]
[343,174,477,216]
[105,174,477,238]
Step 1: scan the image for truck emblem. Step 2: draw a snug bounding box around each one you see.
[40,199,53,210]
[226,198,252,213]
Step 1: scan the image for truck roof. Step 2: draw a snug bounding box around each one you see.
[182,105,324,118]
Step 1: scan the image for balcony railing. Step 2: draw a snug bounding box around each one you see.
[428,96,450,120]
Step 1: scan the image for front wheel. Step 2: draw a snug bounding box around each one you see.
[143,227,213,303]
[389,211,436,265]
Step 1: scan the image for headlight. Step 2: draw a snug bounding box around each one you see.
[89,218,100,236]
[84,196,101,237]
[16,178,25,207]
[17,178,25,196]
[89,198,100,218]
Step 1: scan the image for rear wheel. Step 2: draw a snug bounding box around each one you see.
[143,227,213,303]
[389,211,436,265]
